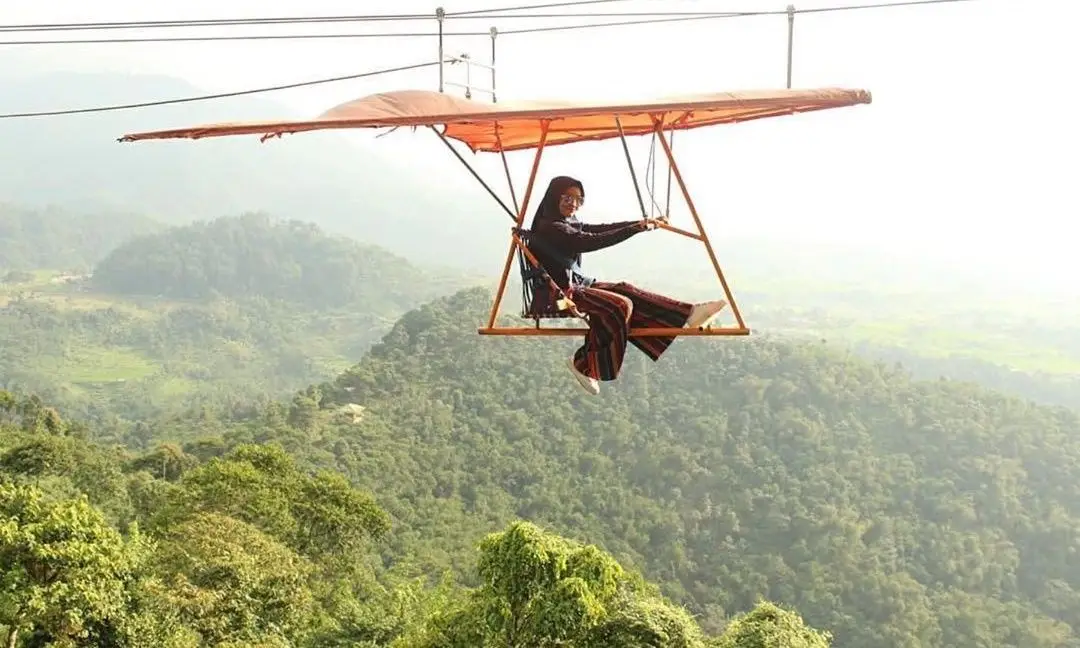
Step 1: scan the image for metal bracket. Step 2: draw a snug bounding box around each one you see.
[435,9,499,103]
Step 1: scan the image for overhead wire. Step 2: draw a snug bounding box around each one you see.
[0,0,639,32]
[0,15,430,32]
[502,11,758,35]
[0,12,780,33]
[0,0,983,118]
[500,0,984,36]
[0,32,491,45]
[446,0,637,15]
[0,13,743,45]
[0,60,443,119]
[0,0,982,41]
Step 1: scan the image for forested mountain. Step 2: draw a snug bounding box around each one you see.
[0,215,483,423]
[4,282,1080,645]
[0,202,163,271]
[90,213,466,310]
[135,286,1077,648]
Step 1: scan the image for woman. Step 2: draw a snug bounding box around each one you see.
[528,175,726,395]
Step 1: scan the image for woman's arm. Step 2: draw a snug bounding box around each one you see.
[580,220,638,234]
[538,219,644,254]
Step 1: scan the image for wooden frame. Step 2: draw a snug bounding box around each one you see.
[435,116,750,338]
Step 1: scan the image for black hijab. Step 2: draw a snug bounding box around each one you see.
[530,175,585,229]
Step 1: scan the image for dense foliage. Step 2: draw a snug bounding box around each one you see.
[54,286,1066,648]
[1,391,819,647]
[339,290,1080,646]
[3,279,1080,645]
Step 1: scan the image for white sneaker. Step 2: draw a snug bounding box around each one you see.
[685,299,727,329]
[567,357,600,395]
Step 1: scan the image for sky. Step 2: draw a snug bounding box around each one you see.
[2,0,1076,294]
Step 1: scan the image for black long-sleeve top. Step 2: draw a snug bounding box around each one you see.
[530,217,641,289]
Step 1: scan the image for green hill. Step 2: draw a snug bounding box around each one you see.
[90,213,462,311]
[0,216,483,422]
[148,286,1080,648]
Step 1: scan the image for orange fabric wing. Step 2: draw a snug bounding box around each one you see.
[119,87,872,152]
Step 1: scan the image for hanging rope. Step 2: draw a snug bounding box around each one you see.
[643,130,668,220]
[614,116,649,220]
[615,117,679,224]
[664,129,675,220]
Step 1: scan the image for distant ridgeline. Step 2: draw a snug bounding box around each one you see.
[90,213,469,311]
[0,67,507,270]
[0,202,163,272]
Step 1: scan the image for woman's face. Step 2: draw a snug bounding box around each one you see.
[557,185,584,218]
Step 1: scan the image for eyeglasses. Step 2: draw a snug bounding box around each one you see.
[560,193,583,208]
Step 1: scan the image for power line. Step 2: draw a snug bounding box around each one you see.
[0,0,984,46]
[0,12,753,33]
[504,11,757,35]
[465,0,977,16]
[0,32,489,45]
[0,0,978,35]
[0,12,722,36]
[0,14,732,45]
[504,0,982,32]
[792,0,979,14]
[0,0,638,32]
[0,14,425,32]
[447,0,636,16]
[0,19,339,34]
[0,0,983,118]
[0,60,443,119]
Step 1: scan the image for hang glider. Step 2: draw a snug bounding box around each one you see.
[119,86,872,337]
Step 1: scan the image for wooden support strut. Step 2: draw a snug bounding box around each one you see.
[485,122,550,329]
[431,123,585,327]
[650,114,747,331]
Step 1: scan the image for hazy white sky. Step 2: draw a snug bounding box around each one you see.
[2,0,1076,292]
